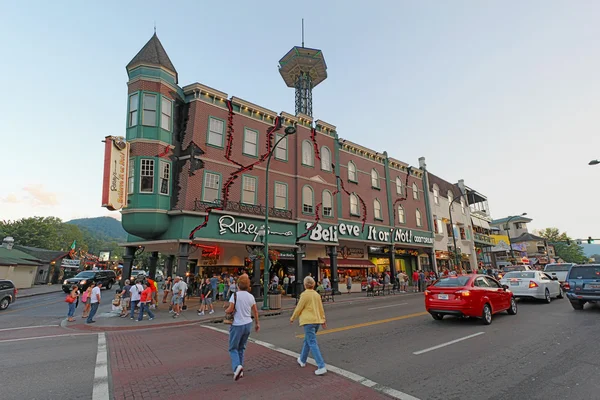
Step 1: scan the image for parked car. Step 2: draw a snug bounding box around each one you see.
[424,274,517,325]
[498,264,532,279]
[0,279,17,310]
[499,271,563,302]
[544,263,575,287]
[564,264,600,310]
[62,270,117,293]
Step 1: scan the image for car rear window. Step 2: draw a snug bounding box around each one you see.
[503,266,526,272]
[544,264,572,272]
[569,266,600,279]
[503,272,535,279]
[432,276,470,287]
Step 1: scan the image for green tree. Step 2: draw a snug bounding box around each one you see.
[536,227,588,263]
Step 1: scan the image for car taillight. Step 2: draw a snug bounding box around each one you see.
[529,281,538,288]
[424,290,431,296]
[455,290,471,297]
[563,282,570,290]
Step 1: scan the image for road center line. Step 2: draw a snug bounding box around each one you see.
[413,332,485,355]
[368,302,408,310]
[0,324,60,332]
[92,333,109,400]
[202,325,421,400]
[296,311,429,338]
[0,333,96,343]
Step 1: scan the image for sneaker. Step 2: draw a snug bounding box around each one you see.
[315,368,327,376]
[149,317,154,321]
[169,310,174,314]
[209,310,214,315]
[233,365,243,381]
[130,317,134,320]
[198,311,204,316]
[297,358,306,368]
[239,371,244,379]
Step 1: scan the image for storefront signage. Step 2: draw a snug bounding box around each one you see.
[101,136,130,211]
[277,251,306,259]
[368,247,419,257]
[61,259,80,268]
[304,221,433,246]
[219,215,294,242]
[338,246,364,259]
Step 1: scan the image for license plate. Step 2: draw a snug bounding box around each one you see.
[585,284,600,289]
[510,282,519,286]
[438,294,449,300]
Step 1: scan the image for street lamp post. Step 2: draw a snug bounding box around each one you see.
[448,191,464,270]
[588,159,599,166]
[504,213,527,262]
[262,126,297,310]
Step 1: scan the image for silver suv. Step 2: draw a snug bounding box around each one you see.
[0,280,17,310]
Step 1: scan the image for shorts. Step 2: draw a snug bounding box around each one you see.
[203,297,212,305]
[172,295,182,305]
[121,298,131,309]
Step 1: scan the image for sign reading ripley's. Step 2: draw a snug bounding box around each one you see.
[101,136,130,211]
[304,222,433,245]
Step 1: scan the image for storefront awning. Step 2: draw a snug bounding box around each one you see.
[471,217,490,230]
[318,258,375,268]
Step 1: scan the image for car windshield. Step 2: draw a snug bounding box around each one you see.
[544,264,572,272]
[432,276,470,287]
[503,272,535,279]
[75,272,95,278]
[503,266,526,272]
[568,266,600,279]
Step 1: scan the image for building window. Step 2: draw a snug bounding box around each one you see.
[323,190,333,217]
[302,185,314,214]
[129,94,138,127]
[371,169,379,188]
[460,198,465,214]
[208,117,225,147]
[274,182,287,210]
[446,223,453,237]
[515,222,523,229]
[242,176,257,205]
[396,177,403,196]
[320,146,331,171]
[159,161,170,195]
[142,94,157,126]
[416,209,422,227]
[350,194,359,216]
[433,184,439,205]
[128,158,134,194]
[412,183,419,200]
[302,140,314,166]
[460,227,466,240]
[436,218,444,235]
[448,190,454,209]
[348,161,357,182]
[203,172,221,202]
[160,97,172,131]
[243,128,258,157]
[433,215,438,233]
[140,159,154,193]
[398,205,405,223]
[374,199,382,220]
[275,134,287,161]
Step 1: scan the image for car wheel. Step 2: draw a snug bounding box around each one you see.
[557,287,564,299]
[0,297,10,310]
[544,289,551,304]
[106,281,112,290]
[570,301,585,310]
[481,304,492,325]
[507,298,518,315]
[430,313,444,321]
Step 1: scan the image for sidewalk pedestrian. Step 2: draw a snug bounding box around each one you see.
[290,276,327,376]
[345,275,352,294]
[66,285,78,322]
[224,274,260,381]
[146,277,158,309]
[199,278,214,316]
[86,282,102,324]
[81,285,92,318]
[120,280,131,318]
[218,279,225,301]
[137,282,155,321]
[412,270,419,292]
[129,281,144,320]
[171,276,185,318]
[162,277,172,304]
[210,273,219,302]
[322,275,330,290]
[398,270,407,292]
[283,274,290,296]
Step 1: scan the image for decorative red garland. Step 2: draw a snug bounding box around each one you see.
[392,166,413,223]
[157,145,171,159]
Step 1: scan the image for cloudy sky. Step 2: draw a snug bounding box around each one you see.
[1,1,598,238]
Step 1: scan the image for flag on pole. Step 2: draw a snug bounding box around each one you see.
[69,240,76,257]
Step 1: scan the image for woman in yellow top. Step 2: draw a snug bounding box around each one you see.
[290,276,327,375]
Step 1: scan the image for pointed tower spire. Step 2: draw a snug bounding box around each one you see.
[127,33,178,83]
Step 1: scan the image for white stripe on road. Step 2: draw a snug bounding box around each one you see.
[202,325,421,400]
[92,333,109,400]
[0,324,59,332]
[412,332,485,355]
[368,302,408,310]
[0,333,96,343]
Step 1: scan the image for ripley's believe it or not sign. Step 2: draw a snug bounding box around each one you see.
[101,136,130,211]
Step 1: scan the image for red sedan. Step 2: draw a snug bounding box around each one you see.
[424,274,517,325]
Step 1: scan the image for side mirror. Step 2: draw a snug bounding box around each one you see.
[552,276,558,281]
[502,285,509,290]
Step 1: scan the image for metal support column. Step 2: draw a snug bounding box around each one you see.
[148,251,158,280]
[328,246,340,295]
[176,243,189,277]
[121,246,136,289]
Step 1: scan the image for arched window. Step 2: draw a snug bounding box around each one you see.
[412,182,419,200]
[433,184,439,205]
[302,185,314,214]
[350,193,359,215]
[371,168,379,188]
[320,146,331,171]
[348,161,357,182]
[302,140,314,166]
[396,177,403,196]
[322,190,333,217]
[398,206,406,224]
[416,209,422,227]
[374,199,382,220]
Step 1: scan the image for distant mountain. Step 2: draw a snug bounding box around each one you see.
[67,217,127,241]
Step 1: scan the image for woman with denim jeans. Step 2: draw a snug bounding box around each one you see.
[224,274,259,381]
[290,276,327,376]
[66,285,78,322]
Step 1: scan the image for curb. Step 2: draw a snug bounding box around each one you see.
[18,290,63,299]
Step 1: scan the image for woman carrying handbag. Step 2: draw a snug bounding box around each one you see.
[65,285,78,322]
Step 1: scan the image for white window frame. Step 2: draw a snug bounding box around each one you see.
[127,158,135,194]
[416,209,423,227]
[433,184,439,205]
[412,182,419,200]
[241,176,257,205]
[350,194,359,215]
[322,190,333,217]
[302,185,314,214]
[142,93,157,126]
[139,159,155,193]
[320,146,331,171]
[461,198,466,214]
[159,161,170,195]
[348,161,357,182]
[398,205,405,224]
[302,140,314,166]
[203,172,221,203]
[160,97,172,131]
[243,128,258,157]
[275,134,287,161]
[274,182,287,210]
[208,117,225,147]
[396,177,403,196]
[371,169,379,188]
[374,199,382,220]
[129,93,138,127]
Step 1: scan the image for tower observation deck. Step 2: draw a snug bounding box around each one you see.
[278,46,327,117]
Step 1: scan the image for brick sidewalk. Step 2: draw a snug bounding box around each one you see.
[107,324,392,400]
